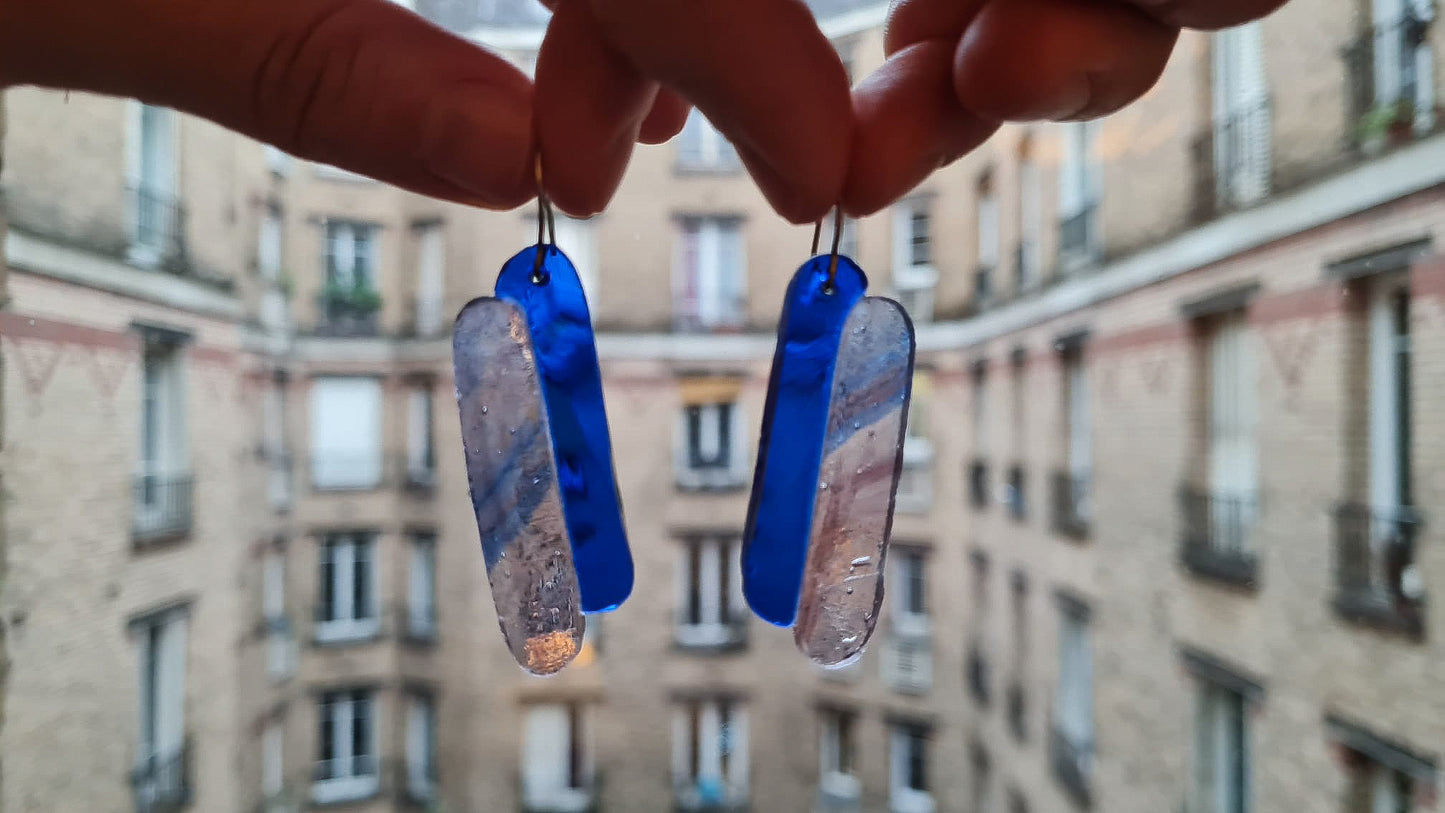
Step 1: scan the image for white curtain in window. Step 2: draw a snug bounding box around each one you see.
[406,695,433,794]
[310,378,382,488]
[263,551,285,620]
[1368,282,1403,514]
[1020,157,1042,283]
[149,615,187,761]
[1067,358,1091,479]
[262,722,283,797]
[408,538,435,633]
[259,211,282,279]
[523,705,571,801]
[406,386,432,478]
[1208,313,1258,548]
[1212,25,1270,203]
[978,193,1000,267]
[1055,614,1093,750]
[415,225,445,335]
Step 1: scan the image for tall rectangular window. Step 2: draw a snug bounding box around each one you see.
[1057,122,1100,268]
[892,548,929,638]
[1193,684,1250,813]
[1017,136,1042,290]
[408,532,437,640]
[263,548,295,681]
[130,103,178,262]
[259,206,283,281]
[309,377,382,490]
[316,533,378,643]
[819,709,858,788]
[406,384,436,488]
[414,222,445,337]
[523,703,595,808]
[675,217,745,331]
[313,689,377,804]
[262,721,283,802]
[675,536,746,648]
[1367,276,1413,514]
[976,170,1000,305]
[1053,600,1094,796]
[324,222,378,290]
[135,336,190,541]
[1362,0,1436,135]
[892,200,937,322]
[676,400,748,490]
[405,692,436,803]
[134,608,188,811]
[676,110,739,170]
[552,215,599,303]
[1211,24,1271,206]
[1057,346,1092,532]
[1207,311,1258,553]
[889,723,932,813]
[673,698,748,808]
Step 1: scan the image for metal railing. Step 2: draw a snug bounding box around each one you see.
[1048,726,1093,808]
[315,292,381,337]
[311,754,381,805]
[1005,464,1027,521]
[129,185,186,266]
[1178,486,1259,586]
[1057,203,1097,266]
[1191,98,1273,221]
[1343,13,1435,146]
[132,472,194,543]
[881,635,933,695]
[1333,503,1425,635]
[966,645,991,707]
[672,293,749,334]
[306,452,438,494]
[974,264,994,307]
[968,459,990,509]
[131,740,192,813]
[1050,470,1090,539]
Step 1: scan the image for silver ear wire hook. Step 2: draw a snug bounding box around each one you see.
[532,154,557,282]
[814,206,843,294]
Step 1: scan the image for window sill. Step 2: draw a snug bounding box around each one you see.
[310,774,380,806]
[674,478,749,495]
[889,789,936,813]
[313,619,382,646]
[1180,544,1259,591]
[1331,590,1425,640]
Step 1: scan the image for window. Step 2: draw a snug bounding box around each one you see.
[263,144,291,176]
[316,533,378,643]
[971,745,992,813]
[264,377,292,511]
[891,548,929,638]
[673,698,748,809]
[135,334,191,542]
[259,206,283,281]
[263,548,295,681]
[967,553,991,705]
[1328,715,1435,813]
[1058,122,1100,268]
[675,536,746,649]
[1211,24,1271,206]
[406,384,436,488]
[896,373,935,514]
[675,217,745,331]
[309,377,382,490]
[407,533,437,641]
[1054,344,1092,534]
[1007,354,1027,519]
[1357,0,1436,138]
[969,363,990,507]
[523,703,594,810]
[676,400,748,490]
[553,215,599,303]
[1206,310,1258,552]
[1008,572,1029,740]
[413,222,445,337]
[129,103,178,263]
[405,692,436,803]
[133,607,189,812]
[313,689,377,804]
[889,723,932,813]
[1052,600,1094,798]
[324,221,378,290]
[892,200,937,322]
[1192,683,1249,813]
[262,721,283,804]
[1017,135,1042,291]
[976,170,999,305]
[819,709,859,802]
[676,110,739,170]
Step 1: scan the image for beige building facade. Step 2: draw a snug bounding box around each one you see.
[2,0,1444,812]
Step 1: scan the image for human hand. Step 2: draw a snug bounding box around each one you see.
[0,0,686,210]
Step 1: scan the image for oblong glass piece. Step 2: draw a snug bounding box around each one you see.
[794,297,915,666]
[453,297,584,675]
[742,256,868,626]
[495,246,633,613]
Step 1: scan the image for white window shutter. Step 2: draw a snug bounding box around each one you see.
[309,378,382,488]
[415,225,445,335]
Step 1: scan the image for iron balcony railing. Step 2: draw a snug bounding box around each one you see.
[673,611,749,653]
[1332,503,1425,636]
[129,184,187,266]
[1050,470,1090,539]
[1179,486,1259,587]
[131,739,192,813]
[1190,97,1273,223]
[132,472,194,543]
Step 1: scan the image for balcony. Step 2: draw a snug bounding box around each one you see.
[132,472,194,545]
[817,772,861,813]
[1050,470,1090,539]
[128,185,187,269]
[1057,203,1098,271]
[315,282,381,337]
[1049,726,1093,808]
[1005,464,1027,521]
[311,755,380,805]
[312,606,383,646]
[881,634,933,695]
[894,437,934,514]
[306,453,437,495]
[1189,98,1273,224]
[131,739,192,813]
[1332,503,1425,638]
[1343,13,1437,154]
[674,613,748,654]
[974,264,995,308]
[1006,682,1027,742]
[1178,486,1259,588]
[968,459,990,509]
[966,645,991,707]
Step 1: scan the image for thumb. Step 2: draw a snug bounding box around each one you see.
[0,0,536,207]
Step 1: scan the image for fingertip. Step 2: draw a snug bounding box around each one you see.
[637,89,691,144]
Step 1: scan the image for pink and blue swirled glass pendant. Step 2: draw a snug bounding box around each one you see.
[452,245,633,675]
[742,255,915,666]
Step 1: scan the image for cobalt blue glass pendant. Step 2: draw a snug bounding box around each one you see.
[742,212,915,666]
[452,180,633,675]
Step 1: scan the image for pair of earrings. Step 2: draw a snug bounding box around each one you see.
[453,168,916,675]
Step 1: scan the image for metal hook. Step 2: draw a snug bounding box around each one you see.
[532,154,556,282]
[813,206,844,293]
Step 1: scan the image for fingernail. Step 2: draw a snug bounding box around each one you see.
[424,81,533,207]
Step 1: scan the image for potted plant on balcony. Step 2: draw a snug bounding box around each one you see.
[321,278,382,335]
[1356,100,1414,155]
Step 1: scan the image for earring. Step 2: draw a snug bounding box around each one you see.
[452,160,633,675]
[742,208,916,667]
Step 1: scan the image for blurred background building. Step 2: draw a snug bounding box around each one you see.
[0,0,1442,811]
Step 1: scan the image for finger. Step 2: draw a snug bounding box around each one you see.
[588,0,852,223]
[1125,0,1287,30]
[0,0,535,207]
[954,0,1177,122]
[883,0,988,56]
[638,89,692,144]
[536,0,658,217]
[843,41,999,216]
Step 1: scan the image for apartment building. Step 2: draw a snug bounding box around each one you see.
[4,0,1445,812]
